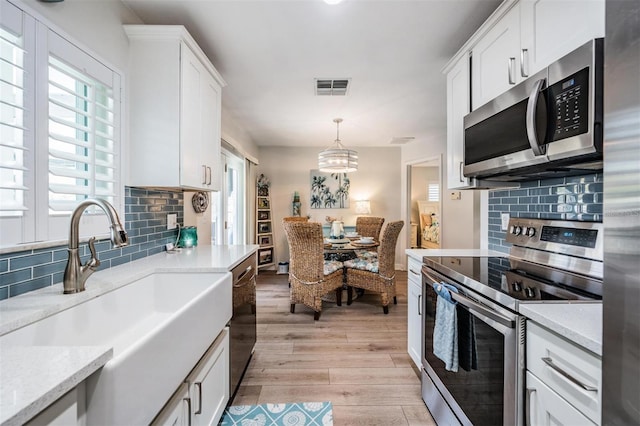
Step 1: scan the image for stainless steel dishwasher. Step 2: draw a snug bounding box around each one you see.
[229,253,257,398]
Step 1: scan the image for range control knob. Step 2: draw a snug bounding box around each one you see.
[525,287,536,298]
[513,225,523,236]
[526,227,536,237]
[512,281,522,292]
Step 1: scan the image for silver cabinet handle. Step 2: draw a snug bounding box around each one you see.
[202,165,207,185]
[541,357,597,391]
[459,161,464,183]
[526,78,547,156]
[525,387,536,426]
[206,166,212,185]
[418,294,422,316]
[194,382,203,414]
[184,397,192,426]
[409,268,420,277]
[521,48,529,77]
[508,57,516,84]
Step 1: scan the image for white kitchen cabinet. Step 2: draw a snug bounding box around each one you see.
[446,53,476,189]
[526,322,601,425]
[124,25,225,191]
[407,256,423,368]
[187,328,230,426]
[471,2,521,110]
[471,0,604,110]
[526,372,596,426]
[151,383,190,426]
[519,0,604,79]
[26,384,85,426]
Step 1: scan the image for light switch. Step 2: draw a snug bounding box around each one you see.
[501,213,510,231]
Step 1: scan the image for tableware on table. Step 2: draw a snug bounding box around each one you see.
[359,237,374,244]
[345,232,359,238]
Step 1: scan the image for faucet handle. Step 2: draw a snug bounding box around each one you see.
[85,237,100,270]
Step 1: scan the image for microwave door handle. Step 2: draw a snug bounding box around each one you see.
[526,78,547,156]
[422,269,515,329]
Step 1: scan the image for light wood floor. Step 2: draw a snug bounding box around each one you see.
[231,270,436,426]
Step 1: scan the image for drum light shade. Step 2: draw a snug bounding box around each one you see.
[318,118,358,173]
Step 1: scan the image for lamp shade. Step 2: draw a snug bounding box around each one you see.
[318,118,358,173]
[354,200,371,215]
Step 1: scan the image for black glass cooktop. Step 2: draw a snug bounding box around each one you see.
[423,255,601,307]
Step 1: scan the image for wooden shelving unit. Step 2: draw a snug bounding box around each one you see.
[256,185,274,269]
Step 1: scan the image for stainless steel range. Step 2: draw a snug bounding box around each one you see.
[420,218,602,426]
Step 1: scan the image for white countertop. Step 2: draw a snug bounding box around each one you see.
[519,303,602,356]
[0,244,257,426]
[406,248,506,261]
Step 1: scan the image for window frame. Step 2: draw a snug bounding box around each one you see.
[0,0,124,250]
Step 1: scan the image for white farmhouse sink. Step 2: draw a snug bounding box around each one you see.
[0,271,232,425]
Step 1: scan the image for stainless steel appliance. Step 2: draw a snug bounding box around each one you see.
[602,0,640,423]
[421,218,603,425]
[463,39,603,182]
[229,254,257,398]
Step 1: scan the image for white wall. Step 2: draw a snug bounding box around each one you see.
[257,146,402,268]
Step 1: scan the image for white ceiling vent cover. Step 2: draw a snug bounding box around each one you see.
[315,78,350,96]
[390,137,415,145]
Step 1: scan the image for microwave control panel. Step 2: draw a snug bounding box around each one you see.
[547,67,590,142]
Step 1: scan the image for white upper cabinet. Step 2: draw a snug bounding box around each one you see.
[446,54,475,189]
[471,3,521,111]
[125,25,225,191]
[519,0,605,77]
[471,0,604,110]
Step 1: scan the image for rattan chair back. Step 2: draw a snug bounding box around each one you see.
[377,220,404,278]
[355,216,385,240]
[283,216,309,222]
[282,221,325,282]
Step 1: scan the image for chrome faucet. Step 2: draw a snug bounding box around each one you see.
[63,198,129,294]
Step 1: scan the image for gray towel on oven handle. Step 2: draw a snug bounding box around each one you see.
[432,282,459,372]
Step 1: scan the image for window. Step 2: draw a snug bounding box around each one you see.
[0,2,122,246]
[428,182,440,202]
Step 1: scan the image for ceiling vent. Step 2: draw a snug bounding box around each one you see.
[315,78,350,96]
[390,137,415,145]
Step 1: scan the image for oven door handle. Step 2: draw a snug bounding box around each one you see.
[422,269,515,329]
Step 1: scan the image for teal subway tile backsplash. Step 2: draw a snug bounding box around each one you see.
[488,173,602,254]
[0,187,184,300]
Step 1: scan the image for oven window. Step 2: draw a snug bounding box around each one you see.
[423,283,504,425]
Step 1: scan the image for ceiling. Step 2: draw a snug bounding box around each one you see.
[122,0,501,148]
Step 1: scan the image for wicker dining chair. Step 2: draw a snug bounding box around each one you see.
[344,220,404,314]
[355,216,385,241]
[283,216,309,222]
[282,221,344,320]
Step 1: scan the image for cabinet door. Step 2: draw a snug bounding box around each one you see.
[188,329,230,426]
[471,4,521,110]
[407,257,423,368]
[151,383,191,426]
[446,54,474,189]
[201,72,222,191]
[180,42,205,189]
[520,0,604,78]
[526,372,596,426]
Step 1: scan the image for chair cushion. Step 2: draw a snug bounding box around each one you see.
[355,249,378,260]
[323,259,344,275]
[344,257,379,273]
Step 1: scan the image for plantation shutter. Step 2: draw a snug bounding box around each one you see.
[428,182,440,202]
[47,30,119,214]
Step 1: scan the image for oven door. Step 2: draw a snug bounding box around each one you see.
[421,266,525,426]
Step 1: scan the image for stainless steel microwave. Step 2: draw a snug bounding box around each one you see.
[463,38,603,182]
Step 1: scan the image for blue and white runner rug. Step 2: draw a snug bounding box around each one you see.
[220,401,333,426]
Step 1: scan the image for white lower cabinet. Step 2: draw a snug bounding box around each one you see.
[526,322,601,425]
[407,257,422,368]
[526,372,595,426]
[26,383,85,426]
[153,328,230,426]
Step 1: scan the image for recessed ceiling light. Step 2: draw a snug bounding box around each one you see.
[323,0,343,5]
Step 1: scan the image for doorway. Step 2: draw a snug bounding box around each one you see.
[407,156,442,249]
[212,148,246,245]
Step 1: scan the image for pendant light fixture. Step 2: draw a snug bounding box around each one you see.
[318,118,358,173]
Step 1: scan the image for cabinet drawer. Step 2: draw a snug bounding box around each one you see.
[527,322,601,423]
[407,257,422,284]
[526,372,596,426]
[232,253,257,284]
